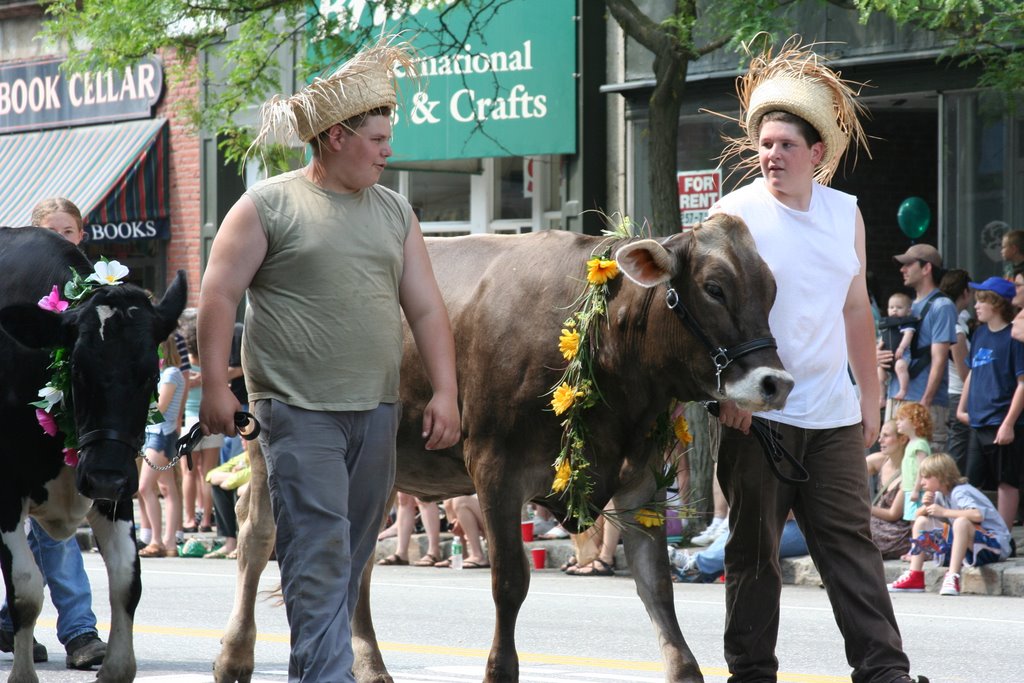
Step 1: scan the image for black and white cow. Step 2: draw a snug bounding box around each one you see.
[0,226,186,683]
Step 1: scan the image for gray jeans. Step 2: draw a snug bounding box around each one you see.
[717,422,910,683]
[253,399,399,683]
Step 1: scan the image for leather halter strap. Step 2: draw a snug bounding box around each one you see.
[704,401,809,484]
[77,428,144,452]
[664,287,777,393]
[175,411,261,471]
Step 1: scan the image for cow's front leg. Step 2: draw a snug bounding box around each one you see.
[2,514,45,683]
[88,499,139,683]
[476,480,529,683]
[352,490,396,683]
[616,479,704,683]
[214,439,275,683]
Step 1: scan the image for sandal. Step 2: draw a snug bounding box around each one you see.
[412,553,440,567]
[566,558,615,576]
[138,543,167,558]
[434,558,452,568]
[225,549,238,559]
[204,547,231,559]
[559,555,577,572]
[377,553,408,566]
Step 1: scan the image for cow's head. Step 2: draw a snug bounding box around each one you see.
[615,214,793,411]
[0,270,187,501]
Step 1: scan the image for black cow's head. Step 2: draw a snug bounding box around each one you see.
[615,214,794,411]
[0,270,187,501]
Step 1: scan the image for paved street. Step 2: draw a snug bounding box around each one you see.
[3,551,1023,682]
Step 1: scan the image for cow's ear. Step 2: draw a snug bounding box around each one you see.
[0,304,75,349]
[152,270,188,342]
[615,239,674,287]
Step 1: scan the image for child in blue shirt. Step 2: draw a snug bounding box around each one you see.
[956,276,1024,532]
[888,453,1011,596]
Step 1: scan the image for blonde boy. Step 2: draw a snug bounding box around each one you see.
[888,453,1011,596]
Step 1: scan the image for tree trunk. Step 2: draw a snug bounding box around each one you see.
[684,401,715,524]
[647,45,688,237]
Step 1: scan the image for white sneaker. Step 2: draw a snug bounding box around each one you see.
[667,546,699,576]
[532,518,557,536]
[691,518,727,546]
[939,572,960,596]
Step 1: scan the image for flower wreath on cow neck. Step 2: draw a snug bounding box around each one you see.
[547,214,695,530]
[31,259,162,467]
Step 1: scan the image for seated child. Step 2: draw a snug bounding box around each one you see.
[877,292,917,403]
[888,452,1012,596]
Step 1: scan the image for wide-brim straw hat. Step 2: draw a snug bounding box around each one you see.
[252,37,415,146]
[716,36,869,186]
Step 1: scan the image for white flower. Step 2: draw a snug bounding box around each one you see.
[86,260,129,286]
[37,385,63,412]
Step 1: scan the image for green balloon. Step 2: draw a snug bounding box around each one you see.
[897,197,931,239]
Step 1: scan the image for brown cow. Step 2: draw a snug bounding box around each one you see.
[213,214,793,683]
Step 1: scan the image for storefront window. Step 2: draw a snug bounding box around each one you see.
[496,156,531,219]
[408,172,471,222]
[942,91,1022,280]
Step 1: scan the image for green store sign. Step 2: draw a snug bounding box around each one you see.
[315,0,577,161]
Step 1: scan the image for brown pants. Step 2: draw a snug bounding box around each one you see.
[717,422,910,683]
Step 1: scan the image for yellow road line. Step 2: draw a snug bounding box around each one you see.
[35,618,848,682]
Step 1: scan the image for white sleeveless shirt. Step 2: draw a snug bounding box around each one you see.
[713,178,861,429]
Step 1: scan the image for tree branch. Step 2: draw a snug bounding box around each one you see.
[605,0,672,56]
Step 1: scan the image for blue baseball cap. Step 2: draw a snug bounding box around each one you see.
[969,276,1015,300]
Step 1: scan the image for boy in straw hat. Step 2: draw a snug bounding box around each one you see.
[708,37,928,683]
[196,38,460,681]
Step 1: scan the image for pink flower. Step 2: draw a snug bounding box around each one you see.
[37,285,69,313]
[63,448,79,467]
[35,408,58,437]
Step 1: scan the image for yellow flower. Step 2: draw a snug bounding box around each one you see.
[673,415,693,445]
[558,328,580,360]
[552,460,572,493]
[586,257,619,285]
[635,508,664,528]
[551,382,583,415]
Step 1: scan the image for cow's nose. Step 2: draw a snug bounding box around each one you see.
[75,448,139,502]
[761,370,795,408]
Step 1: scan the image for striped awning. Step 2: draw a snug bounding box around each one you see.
[0,118,169,242]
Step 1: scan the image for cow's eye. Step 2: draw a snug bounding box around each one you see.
[704,282,725,302]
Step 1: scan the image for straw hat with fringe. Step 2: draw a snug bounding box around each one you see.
[718,35,869,186]
[252,37,416,147]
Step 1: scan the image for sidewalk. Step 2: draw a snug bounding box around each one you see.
[77,521,1024,596]
[370,523,1024,597]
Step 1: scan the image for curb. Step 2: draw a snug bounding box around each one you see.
[374,531,1024,597]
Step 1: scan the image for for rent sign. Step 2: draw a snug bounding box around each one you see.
[315,0,576,161]
[678,170,721,228]
[0,57,163,134]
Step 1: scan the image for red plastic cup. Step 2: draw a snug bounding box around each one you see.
[521,520,534,542]
[530,547,547,570]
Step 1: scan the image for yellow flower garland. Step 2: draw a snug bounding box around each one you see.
[546,215,693,531]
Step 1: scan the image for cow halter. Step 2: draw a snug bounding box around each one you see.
[78,428,144,452]
[664,287,778,394]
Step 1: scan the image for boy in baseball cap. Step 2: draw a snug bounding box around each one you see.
[958,274,1024,536]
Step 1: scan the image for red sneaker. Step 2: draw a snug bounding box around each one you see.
[888,569,925,592]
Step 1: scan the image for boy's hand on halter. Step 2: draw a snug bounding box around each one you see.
[717,400,752,434]
[199,383,242,437]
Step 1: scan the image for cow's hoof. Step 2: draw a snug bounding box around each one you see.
[213,662,255,683]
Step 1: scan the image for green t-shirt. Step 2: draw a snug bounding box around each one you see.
[901,437,931,493]
[243,170,412,411]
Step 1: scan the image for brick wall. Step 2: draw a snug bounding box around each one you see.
[833,110,939,308]
[154,49,202,307]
